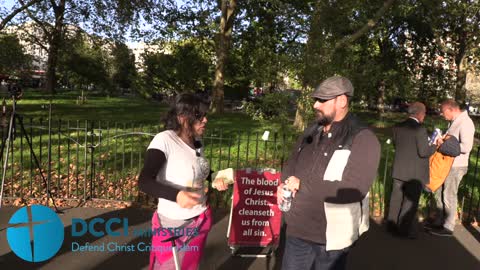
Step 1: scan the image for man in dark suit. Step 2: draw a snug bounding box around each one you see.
[386,102,437,238]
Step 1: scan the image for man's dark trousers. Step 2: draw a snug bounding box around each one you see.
[281,235,349,270]
[387,178,423,238]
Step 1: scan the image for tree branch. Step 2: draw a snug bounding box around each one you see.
[18,0,53,41]
[225,0,236,31]
[50,0,58,10]
[0,0,42,31]
[433,36,456,55]
[20,26,49,51]
[335,0,395,49]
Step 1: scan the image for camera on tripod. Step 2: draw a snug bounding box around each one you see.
[0,87,62,212]
[7,83,23,100]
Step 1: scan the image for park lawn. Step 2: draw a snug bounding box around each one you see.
[8,89,297,134]
[14,89,475,134]
[9,90,166,125]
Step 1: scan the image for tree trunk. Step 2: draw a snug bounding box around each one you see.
[377,80,385,114]
[455,64,467,104]
[294,2,322,132]
[45,0,66,95]
[211,48,225,113]
[45,47,57,94]
[211,0,236,113]
[454,31,468,104]
[293,101,306,131]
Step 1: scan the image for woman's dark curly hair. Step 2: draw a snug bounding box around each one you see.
[163,93,209,134]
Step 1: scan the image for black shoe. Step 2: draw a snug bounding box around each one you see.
[423,222,443,231]
[429,228,453,237]
[385,221,398,234]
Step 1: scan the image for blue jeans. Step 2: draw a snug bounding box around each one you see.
[281,235,349,270]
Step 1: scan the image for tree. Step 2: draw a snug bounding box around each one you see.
[232,1,309,90]
[387,0,480,106]
[143,0,309,112]
[58,31,110,92]
[140,41,211,96]
[11,0,162,94]
[425,0,480,104]
[110,41,137,92]
[219,0,308,111]
[0,33,31,75]
[293,0,397,128]
[210,0,237,113]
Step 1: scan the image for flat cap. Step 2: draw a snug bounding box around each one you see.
[311,76,354,100]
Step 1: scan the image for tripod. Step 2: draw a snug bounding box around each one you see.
[0,95,62,213]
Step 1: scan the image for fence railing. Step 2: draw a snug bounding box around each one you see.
[0,117,479,224]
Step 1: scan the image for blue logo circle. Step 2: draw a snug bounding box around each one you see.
[6,205,64,262]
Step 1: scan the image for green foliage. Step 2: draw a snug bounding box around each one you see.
[4,0,480,111]
[387,0,480,104]
[110,42,137,91]
[0,33,30,75]
[228,0,309,90]
[140,41,212,95]
[58,35,111,93]
[244,92,292,122]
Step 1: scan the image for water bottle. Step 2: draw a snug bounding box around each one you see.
[279,185,292,212]
[429,128,442,145]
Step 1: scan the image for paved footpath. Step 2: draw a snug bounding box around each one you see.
[1,206,479,270]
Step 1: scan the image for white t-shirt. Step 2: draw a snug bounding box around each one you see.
[148,130,209,220]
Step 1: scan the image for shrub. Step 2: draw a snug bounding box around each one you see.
[244,92,292,121]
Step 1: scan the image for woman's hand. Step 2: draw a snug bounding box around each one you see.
[176,190,202,208]
[213,178,229,191]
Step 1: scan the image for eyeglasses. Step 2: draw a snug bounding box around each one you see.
[195,112,207,121]
[314,94,344,104]
[314,97,334,103]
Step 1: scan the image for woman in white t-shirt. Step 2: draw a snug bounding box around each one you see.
[139,93,229,270]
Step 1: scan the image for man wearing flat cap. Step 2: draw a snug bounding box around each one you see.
[278,76,381,270]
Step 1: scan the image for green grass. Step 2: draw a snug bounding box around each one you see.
[7,90,167,124]
[6,89,299,132]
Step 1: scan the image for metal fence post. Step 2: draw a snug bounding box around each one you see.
[466,146,480,222]
[381,139,392,217]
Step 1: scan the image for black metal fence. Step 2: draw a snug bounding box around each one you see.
[0,117,479,223]
[0,118,298,205]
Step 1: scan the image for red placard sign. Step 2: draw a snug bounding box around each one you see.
[228,169,282,247]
